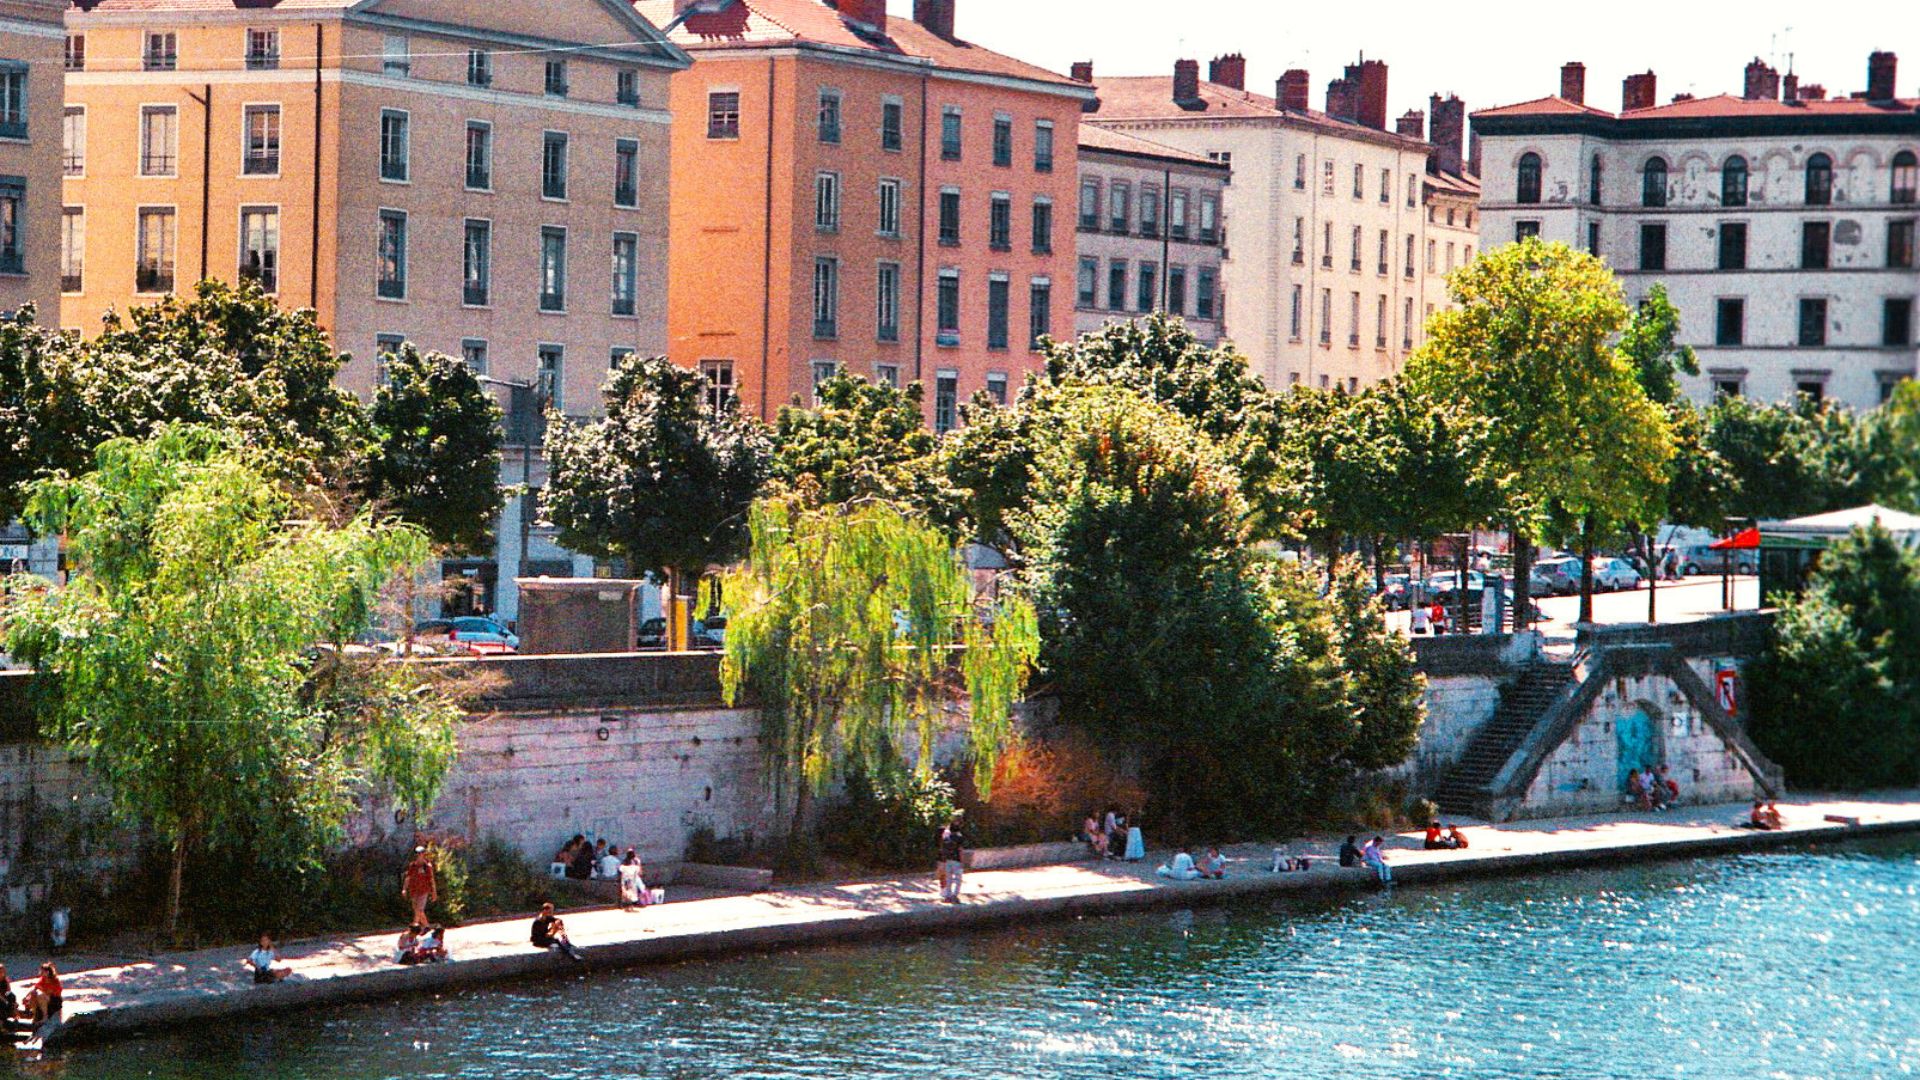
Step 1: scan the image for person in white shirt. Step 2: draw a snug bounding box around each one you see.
[1409,603,1432,635]
[1156,850,1202,880]
[596,843,622,881]
[247,934,291,984]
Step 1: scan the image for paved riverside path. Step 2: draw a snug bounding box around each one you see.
[37,791,1920,1047]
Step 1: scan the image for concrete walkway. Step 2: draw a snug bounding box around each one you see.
[35,791,1920,1048]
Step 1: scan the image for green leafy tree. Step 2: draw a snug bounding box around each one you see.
[719,498,1039,836]
[0,427,459,938]
[1406,238,1674,625]
[766,375,950,520]
[1039,316,1299,539]
[1618,284,1698,407]
[544,354,769,598]
[361,344,505,554]
[1329,563,1425,770]
[1867,380,1920,514]
[1748,523,1920,788]
[0,283,373,518]
[1704,395,1887,520]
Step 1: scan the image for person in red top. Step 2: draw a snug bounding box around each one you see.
[20,962,60,1026]
[1424,821,1447,850]
[402,846,438,925]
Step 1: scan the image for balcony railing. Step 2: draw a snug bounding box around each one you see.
[136,266,173,293]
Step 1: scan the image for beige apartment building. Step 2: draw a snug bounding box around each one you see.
[62,0,690,620]
[0,0,63,317]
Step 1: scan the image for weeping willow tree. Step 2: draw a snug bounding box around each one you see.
[0,426,461,940]
[720,498,1039,836]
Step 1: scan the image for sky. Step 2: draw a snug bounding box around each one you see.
[894,0,1913,120]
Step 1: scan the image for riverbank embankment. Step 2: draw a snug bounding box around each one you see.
[37,791,1920,1049]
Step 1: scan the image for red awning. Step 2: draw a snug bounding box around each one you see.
[1709,527,1761,550]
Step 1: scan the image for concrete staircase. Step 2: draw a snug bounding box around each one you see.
[1434,661,1577,817]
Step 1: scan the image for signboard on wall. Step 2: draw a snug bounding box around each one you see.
[1715,667,1739,715]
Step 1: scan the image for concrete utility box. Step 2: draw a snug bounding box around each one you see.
[514,578,646,654]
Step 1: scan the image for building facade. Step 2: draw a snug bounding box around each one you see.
[1072,124,1229,345]
[1475,55,1920,411]
[640,0,1090,432]
[1082,55,1472,393]
[0,0,64,318]
[61,0,690,621]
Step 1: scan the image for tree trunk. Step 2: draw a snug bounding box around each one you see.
[1456,538,1470,634]
[1644,530,1658,623]
[1372,536,1387,591]
[790,781,813,840]
[1511,532,1532,633]
[1578,515,1597,626]
[165,832,187,944]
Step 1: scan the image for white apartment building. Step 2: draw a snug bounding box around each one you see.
[1072,125,1229,345]
[1475,56,1920,411]
[1080,55,1469,392]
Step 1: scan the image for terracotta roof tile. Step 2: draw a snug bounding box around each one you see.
[1089,75,1431,150]
[1078,123,1222,166]
[632,0,1084,90]
[1475,91,1920,121]
[70,0,358,10]
[1424,169,1480,196]
[1471,95,1612,119]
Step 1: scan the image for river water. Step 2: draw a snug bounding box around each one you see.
[26,836,1920,1079]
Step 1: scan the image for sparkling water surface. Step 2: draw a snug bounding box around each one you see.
[25,836,1920,1079]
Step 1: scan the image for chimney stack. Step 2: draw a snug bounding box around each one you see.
[1868,50,1898,102]
[1173,58,1201,107]
[1337,57,1389,129]
[1325,76,1356,122]
[1560,61,1586,105]
[1069,60,1093,83]
[1396,109,1425,139]
[1622,71,1657,112]
[1743,58,1780,101]
[1209,53,1246,91]
[911,0,954,39]
[834,0,885,32]
[1429,93,1465,176]
[1783,71,1800,101]
[1276,69,1310,111]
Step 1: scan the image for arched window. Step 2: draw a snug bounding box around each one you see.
[1641,157,1667,207]
[1589,154,1602,205]
[1722,156,1748,207]
[1805,152,1832,205]
[1516,152,1542,204]
[1893,150,1918,204]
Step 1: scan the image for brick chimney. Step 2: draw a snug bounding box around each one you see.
[1209,53,1246,91]
[1429,93,1465,176]
[1622,71,1657,112]
[1800,83,1828,101]
[912,0,954,39]
[1396,109,1425,139]
[1342,57,1389,129]
[1783,71,1800,101]
[1069,60,1093,83]
[835,0,885,32]
[1868,50,1898,102]
[1276,69,1310,111]
[1326,76,1356,123]
[1173,58,1202,108]
[1743,58,1780,101]
[1560,61,1586,105]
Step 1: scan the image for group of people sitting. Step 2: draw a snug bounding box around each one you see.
[1,961,63,1029]
[1423,821,1470,850]
[553,836,659,909]
[1156,846,1228,880]
[1339,835,1396,883]
[1627,765,1683,811]
[1081,808,1144,862]
[1744,800,1786,830]
[394,923,449,966]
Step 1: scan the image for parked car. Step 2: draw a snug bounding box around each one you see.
[1531,557,1584,596]
[637,617,667,649]
[1678,543,1754,576]
[696,615,728,647]
[412,615,519,654]
[1378,574,1413,610]
[1589,558,1643,592]
[1427,571,1486,604]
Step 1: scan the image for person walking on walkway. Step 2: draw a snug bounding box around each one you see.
[937,816,967,904]
[402,846,438,925]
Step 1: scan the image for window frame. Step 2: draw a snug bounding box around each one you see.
[135,204,177,295]
[540,130,570,201]
[706,91,741,139]
[539,225,568,313]
[462,217,491,307]
[241,103,281,177]
[464,120,492,191]
[610,230,639,317]
[378,108,410,183]
[236,203,280,293]
[376,207,408,300]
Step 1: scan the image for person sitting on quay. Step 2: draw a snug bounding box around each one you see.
[1156,849,1203,881]
[0,963,17,1031]
[394,923,423,965]
[618,849,651,911]
[1361,836,1392,884]
[416,924,448,963]
[595,841,622,882]
[1424,820,1449,850]
[19,963,60,1027]
[1199,846,1227,879]
[1655,765,1681,808]
[532,903,585,961]
[1627,769,1653,811]
[1445,825,1469,850]
[1082,813,1109,860]
[570,838,597,880]
[1762,800,1785,830]
[246,933,292,984]
[550,836,579,877]
[1338,835,1364,868]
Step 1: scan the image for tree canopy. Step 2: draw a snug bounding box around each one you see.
[0,427,460,936]
[766,375,950,519]
[361,344,505,553]
[543,354,769,586]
